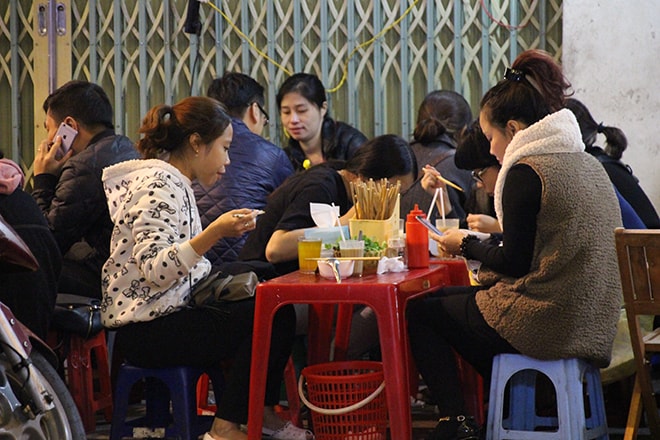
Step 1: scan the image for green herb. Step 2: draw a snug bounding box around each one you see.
[326,236,386,254]
[363,236,386,253]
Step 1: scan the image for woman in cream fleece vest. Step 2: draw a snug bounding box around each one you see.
[407,50,622,440]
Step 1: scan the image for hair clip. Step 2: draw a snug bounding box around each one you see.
[504,67,525,82]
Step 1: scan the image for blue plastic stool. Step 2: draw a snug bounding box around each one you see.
[110,364,225,440]
[486,354,609,440]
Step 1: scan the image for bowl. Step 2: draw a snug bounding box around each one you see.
[317,259,355,280]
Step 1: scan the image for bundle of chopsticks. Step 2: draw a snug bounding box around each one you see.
[350,178,400,220]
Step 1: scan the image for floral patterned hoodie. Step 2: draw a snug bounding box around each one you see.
[100,159,211,328]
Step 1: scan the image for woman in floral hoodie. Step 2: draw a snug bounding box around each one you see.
[102,97,309,440]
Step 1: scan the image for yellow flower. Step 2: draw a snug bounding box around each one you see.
[302,159,311,170]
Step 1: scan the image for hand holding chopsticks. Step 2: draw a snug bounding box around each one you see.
[421,164,463,192]
[421,165,455,217]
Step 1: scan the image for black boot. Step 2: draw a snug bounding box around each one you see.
[426,415,482,440]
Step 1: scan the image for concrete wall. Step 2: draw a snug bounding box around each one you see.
[563,0,660,212]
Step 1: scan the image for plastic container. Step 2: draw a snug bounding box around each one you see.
[298,361,387,440]
[405,204,429,268]
[317,259,355,280]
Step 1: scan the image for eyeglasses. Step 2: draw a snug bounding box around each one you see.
[471,167,488,183]
[252,101,269,125]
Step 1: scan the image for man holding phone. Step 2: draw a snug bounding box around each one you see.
[32,80,139,299]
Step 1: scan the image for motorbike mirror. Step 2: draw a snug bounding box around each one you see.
[0,213,39,272]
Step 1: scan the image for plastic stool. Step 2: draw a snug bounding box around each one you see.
[195,357,302,426]
[456,353,485,426]
[110,364,224,440]
[487,354,608,440]
[196,373,217,416]
[63,330,113,433]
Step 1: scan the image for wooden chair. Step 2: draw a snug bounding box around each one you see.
[614,228,660,439]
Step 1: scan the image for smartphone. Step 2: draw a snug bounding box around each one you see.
[55,122,78,156]
[416,215,444,236]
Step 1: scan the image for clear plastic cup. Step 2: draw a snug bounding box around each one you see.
[339,240,365,276]
[435,218,460,233]
[298,237,323,273]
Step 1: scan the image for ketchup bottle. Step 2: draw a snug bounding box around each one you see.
[406,204,429,268]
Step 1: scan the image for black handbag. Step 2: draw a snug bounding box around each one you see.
[52,293,103,338]
[190,271,258,307]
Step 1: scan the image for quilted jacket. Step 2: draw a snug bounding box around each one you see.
[32,129,139,274]
[194,119,294,264]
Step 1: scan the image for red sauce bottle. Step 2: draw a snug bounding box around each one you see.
[405,204,429,268]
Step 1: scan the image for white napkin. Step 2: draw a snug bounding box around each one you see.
[306,202,349,244]
[376,256,406,274]
[310,202,340,228]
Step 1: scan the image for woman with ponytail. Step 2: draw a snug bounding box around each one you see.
[400,90,474,226]
[101,97,309,440]
[408,50,622,440]
[566,97,659,228]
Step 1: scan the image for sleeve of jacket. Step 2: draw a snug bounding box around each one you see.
[338,123,367,159]
[271,150,295,188]
[32,162,106,255]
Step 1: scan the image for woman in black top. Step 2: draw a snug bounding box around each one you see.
[239,134,415,276]
[566,97,659,228]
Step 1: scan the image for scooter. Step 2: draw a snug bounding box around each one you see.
[0,214,86,438]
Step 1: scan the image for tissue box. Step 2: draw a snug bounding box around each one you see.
[349,197,400,244]
[305,226,350,245]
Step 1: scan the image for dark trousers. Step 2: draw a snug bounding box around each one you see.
[116,300,296,425]
[407,286,517,416]
[58,258,102,299]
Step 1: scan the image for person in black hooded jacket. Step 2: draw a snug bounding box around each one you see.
[0,152,61,339]
[277,73,367,171]
[32,80,139,299]
[566,97,659,228]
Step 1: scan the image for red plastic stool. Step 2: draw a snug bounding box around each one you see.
[269,357,302,426]
[196,357,302,426]
[196,373,217,415]
[64,330,113,432]
[456,354,485,426]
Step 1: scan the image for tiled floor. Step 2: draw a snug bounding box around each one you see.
[83,365,651,439]
[85,403,653,440]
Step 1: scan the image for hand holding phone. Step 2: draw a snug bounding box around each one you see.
[54,122,78,157]
[416,215,444,236]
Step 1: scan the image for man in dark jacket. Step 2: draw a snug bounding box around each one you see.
[194,72,294,264]
[32,80,140,299]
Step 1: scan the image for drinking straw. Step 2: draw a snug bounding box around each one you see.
[428,187,439,218]
[333,203,347,242]
[439,187,446,226]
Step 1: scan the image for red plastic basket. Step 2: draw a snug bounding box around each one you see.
[299,361,387,440]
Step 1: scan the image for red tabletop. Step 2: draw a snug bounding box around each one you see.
[247,258,470,440]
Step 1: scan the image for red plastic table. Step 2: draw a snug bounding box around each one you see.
[247,259,471,440]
